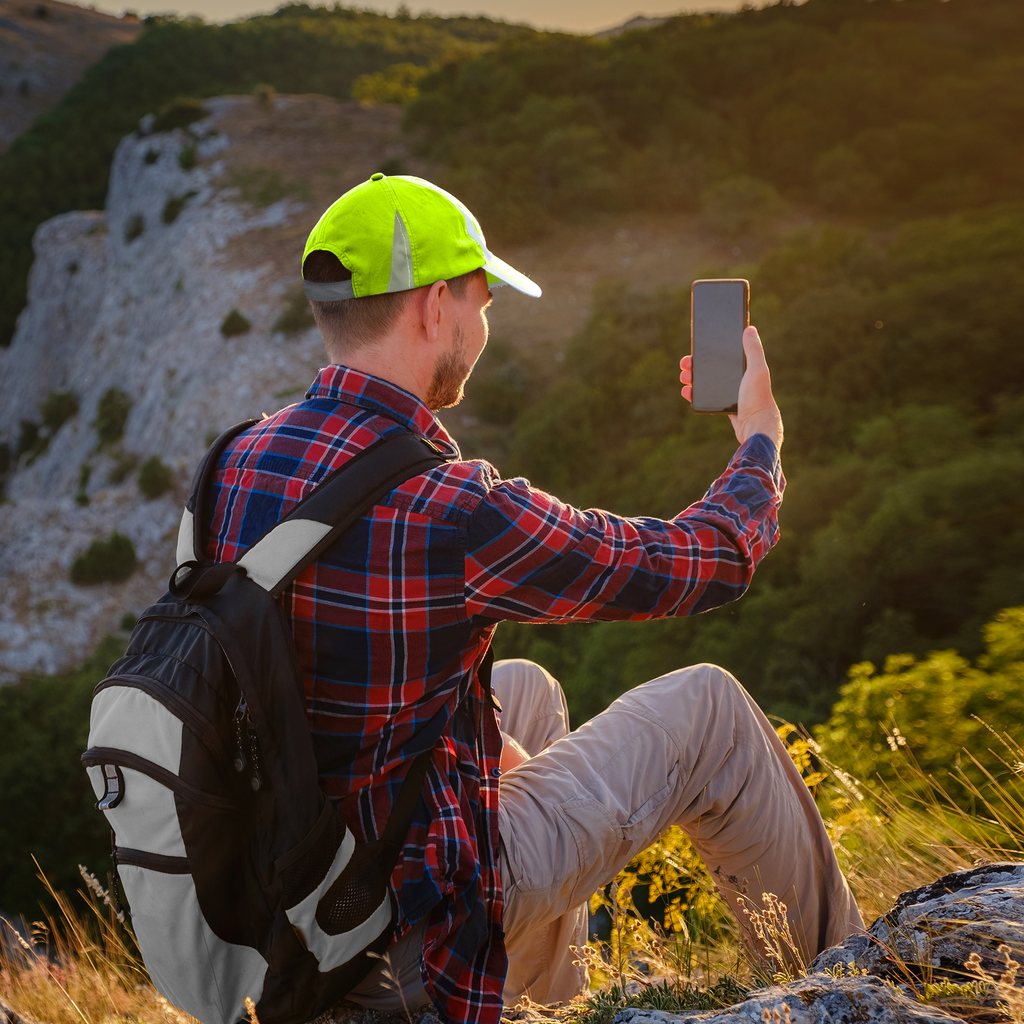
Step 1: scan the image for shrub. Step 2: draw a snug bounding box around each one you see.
[220,308,251,337]
[152,96,208,133]
[119,611,137,631]
[253,82,276,110]
[40,390,79,433]
[272,286,315,335]
[75,462,91,505]
[162,190,197,224]
[144,147,160,164]
[0,442,10,475]
[178,144,197,171]
[137,454,174,498]
[124,213,144,242]
[352,62,429,107]
[815,606,1024,807]
[16,418,39,457]
[69,531,137,585]
[93,387,132,447]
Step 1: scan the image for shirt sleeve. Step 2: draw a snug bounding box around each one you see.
[464,433,785,624]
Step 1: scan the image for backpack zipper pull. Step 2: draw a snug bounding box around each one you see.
[247,713,263,792]
[236,696,263,792]
[233,697,248,773]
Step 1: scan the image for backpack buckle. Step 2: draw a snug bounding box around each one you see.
[97,764,125,810]
[422,438,459,460]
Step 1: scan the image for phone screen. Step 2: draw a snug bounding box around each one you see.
[690,279,749,414]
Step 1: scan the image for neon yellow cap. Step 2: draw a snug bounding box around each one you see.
[302,173,542,301]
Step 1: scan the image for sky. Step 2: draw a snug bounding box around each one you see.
[81,0,749,34]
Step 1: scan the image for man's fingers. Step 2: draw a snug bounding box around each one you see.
[679,355,693,390]
[742,326,768,374]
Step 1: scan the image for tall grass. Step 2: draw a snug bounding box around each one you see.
[5,727,1024,1024]
[0,860,197,1024]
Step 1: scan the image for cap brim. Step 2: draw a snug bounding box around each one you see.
[484,253,542,298]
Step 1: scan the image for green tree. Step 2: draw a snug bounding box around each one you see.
[0,635,127,917]
[815,607,1024,810]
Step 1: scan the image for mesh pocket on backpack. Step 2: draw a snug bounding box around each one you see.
[314,843,388,937]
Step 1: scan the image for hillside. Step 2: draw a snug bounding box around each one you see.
[0,4,533,348]
[0,0,140,155]
[0,0,1023,984]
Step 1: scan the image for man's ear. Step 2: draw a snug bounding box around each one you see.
[421,280,449,343]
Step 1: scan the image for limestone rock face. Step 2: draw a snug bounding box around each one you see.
[0,97,328,683]
[611,976,962,1024]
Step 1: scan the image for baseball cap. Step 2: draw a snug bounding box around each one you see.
[302,173,542,301]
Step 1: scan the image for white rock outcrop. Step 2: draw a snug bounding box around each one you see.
[0,97,328,682]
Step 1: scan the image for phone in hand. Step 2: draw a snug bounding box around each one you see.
[690,278,749,414]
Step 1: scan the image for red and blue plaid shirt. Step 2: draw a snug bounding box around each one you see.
[202,365,784,1024]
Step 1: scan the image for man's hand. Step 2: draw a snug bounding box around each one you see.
[679,326,784,451]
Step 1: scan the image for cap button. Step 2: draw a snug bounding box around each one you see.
[370,172,385,181]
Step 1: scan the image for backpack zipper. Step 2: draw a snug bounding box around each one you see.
[82,747,239,811]
[233,697,263,792]
[94,672,233,767]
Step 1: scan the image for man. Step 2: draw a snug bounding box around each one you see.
[204,173,862,1024]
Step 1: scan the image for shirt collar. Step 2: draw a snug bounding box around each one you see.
[306,364,459,451]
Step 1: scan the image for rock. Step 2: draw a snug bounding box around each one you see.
[812,862,1024,1001]
[611,975,962,1024]
[0,994,42,1024]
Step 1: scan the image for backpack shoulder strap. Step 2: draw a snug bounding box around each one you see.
[174,422,457,597]
[177,419,260,569]
[237,431,455,597]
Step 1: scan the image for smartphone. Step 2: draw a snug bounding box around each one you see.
[690,278,749,414]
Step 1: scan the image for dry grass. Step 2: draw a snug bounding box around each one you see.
[0,860,198,1024]
[5,728,1024,1024]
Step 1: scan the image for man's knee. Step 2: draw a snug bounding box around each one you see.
[492,659,570,754]
[616,662,763,744]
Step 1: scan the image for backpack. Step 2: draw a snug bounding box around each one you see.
[82,420,457,1024]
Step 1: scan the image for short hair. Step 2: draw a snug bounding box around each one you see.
[302,250,484,357]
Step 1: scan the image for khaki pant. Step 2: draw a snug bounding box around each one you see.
[347,660,863,1011]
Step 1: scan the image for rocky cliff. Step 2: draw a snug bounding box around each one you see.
[0,87,740,685]
[0,96,387,682]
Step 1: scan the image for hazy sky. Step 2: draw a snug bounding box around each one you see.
[81,0,748,34]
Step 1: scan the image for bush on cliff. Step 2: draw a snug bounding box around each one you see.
[137,455,174,499]
[92,387,132,448]
[69,532,137,585]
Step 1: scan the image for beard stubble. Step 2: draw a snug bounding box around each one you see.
[425,322,471,411]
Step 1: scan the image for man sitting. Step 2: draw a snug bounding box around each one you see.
[204,172,862,1024]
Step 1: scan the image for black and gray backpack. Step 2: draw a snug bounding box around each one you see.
[82,421,457,1024]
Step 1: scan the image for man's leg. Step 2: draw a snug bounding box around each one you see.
[491,659,590,1005]
[496,661,863,1005]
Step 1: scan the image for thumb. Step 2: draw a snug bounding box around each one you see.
[742,325,768,375]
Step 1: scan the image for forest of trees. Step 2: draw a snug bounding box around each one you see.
[1,0,1023,919]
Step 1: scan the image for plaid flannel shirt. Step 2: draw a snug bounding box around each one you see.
[202,365,784,1024]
